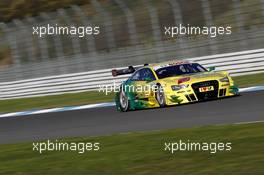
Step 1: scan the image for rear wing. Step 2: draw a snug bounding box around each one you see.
[111,64,148,77]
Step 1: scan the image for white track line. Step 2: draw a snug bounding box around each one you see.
[235,120,264,125]
[239,86,264,92]
[0,86,263,118]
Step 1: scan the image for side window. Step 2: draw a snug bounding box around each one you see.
[130,71,141,81]
[130,68,156,81]
[141,68,156,81]
[196,64,207,72]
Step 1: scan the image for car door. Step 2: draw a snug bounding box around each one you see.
[128,68,156,100]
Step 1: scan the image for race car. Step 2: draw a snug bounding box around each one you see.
[112,60,239,112]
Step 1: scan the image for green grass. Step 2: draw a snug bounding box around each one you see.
[0,72,263,113]
[233,73,264,88]
[0,91,114,113]
[0,122,263,175]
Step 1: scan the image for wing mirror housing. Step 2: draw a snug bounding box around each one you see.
[208,66,216,72]
[144,77,153,82]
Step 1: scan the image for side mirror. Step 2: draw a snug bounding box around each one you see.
[144,77,153,82]
[208,66,215,72]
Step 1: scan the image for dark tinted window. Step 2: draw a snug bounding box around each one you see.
[130,68,156,81]
[155,63,207,79]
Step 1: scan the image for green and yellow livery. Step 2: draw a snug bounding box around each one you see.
[112,60,239,112]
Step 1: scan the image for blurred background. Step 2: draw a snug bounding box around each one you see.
[0,0,263,82]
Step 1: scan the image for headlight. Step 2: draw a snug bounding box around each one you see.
[220,77,230,82]
[171,84,189,91]
[171,85,181,91]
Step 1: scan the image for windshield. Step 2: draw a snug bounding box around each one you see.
[155,63,207,79]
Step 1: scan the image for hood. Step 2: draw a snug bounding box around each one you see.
[160,71,228,85]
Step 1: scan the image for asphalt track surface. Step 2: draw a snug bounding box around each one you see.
[0,91,263,144]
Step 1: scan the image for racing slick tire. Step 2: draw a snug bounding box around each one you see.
[155,84,166,108]
[119,89,130,112]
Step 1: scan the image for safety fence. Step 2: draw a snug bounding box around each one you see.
[0,48,263,100]
[0,0,264,82]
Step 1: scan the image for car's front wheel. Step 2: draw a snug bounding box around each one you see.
[119,90,130,112]
[155,84,166,108]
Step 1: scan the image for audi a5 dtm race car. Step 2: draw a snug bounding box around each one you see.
[111,60,239,112]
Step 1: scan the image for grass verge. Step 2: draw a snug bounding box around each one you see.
[0,91,115,113]
[0,72,263,113]
[0,122,263,175]
[233,72,264,88]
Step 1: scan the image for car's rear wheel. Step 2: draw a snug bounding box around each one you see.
[119,90,129,112]
[155,84,166,107]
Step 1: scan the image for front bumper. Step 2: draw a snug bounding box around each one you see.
[165,80,239,105]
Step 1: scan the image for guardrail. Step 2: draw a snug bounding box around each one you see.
[1,48,264,100]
